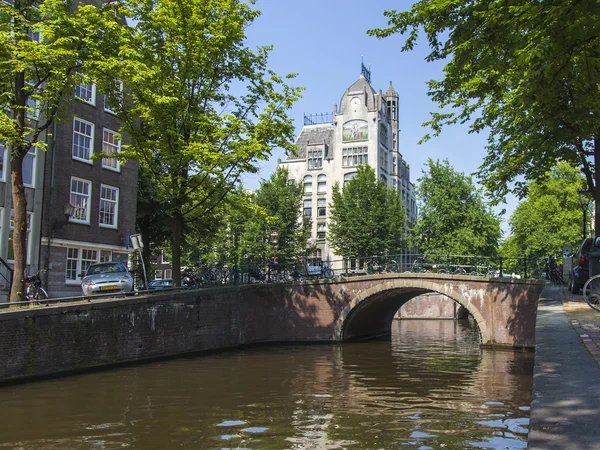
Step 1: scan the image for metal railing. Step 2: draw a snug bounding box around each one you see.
[304,112,334,125]
[0,254,550,310]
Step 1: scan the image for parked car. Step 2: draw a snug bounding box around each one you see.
[142,279,174,290]
[80,262,134,296]
[569,238,594,294]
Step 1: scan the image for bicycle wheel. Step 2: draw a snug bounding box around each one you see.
[37,288,48,301]
[583,274,600,312]
[385,262,398,273]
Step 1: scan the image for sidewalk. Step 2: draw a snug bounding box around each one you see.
[528,284,600,449]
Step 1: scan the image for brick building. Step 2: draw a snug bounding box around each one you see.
[39,80,138,298]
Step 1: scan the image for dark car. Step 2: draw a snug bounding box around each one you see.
[139,279,174,290]
[569,238,594,294]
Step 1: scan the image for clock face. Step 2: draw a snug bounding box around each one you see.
[351,97,360,107]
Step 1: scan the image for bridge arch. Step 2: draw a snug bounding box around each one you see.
[333,277,489,343]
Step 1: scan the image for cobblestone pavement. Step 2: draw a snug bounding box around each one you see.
[558,283,600,366]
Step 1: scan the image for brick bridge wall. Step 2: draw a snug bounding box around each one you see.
[0,274,543,383]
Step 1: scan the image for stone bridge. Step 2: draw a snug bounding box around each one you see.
[0,272,544,383]
[257,272,543,349]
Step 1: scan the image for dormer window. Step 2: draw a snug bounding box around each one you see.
[307,146,323,169]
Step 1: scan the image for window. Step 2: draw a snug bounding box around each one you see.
[379,148,388,172]
[303,199,312,217]
[72,118,94,162]
[8,210,32,261]
[307,148,323,169]
[317,223,326,240]
[161,251,170,264]
[99,185,118,228]
[0,143,5,182]
[303,175,313,194]
[317,174,327,194]
[25,82,40,120]
[70,177,91,223]
[104,80,123,114]
[154,269,162,280]
[66,247,99,283]
[75,76,96,105]
[309,248,322,260]
[102,128,120,171]
[164,269,172,279]
[380,124,388,148]
[100,250,112,263]
[343,172,357,186]
[317,198,326,217]
[342,146,368,167]
[22,147,35,187]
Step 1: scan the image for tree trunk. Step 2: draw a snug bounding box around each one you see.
[9,148,27,303]
[10,66,29,303]
[171,215,182,286]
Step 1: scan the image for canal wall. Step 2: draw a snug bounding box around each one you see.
[395,293,461,319]
[0,284,327,383]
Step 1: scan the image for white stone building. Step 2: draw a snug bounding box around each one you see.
[279,68,417,267]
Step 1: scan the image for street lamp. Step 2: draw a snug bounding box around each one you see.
[578,189,593,239]
[270,229,279,264]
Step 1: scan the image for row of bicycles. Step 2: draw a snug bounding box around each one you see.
[181,260,335,287]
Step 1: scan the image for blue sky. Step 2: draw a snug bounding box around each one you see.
[243,0,516,235]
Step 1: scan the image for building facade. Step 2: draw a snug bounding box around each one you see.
[39,80,138,298]
[279,68,417,266]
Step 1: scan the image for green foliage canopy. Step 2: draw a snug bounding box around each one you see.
[500,163,586,259]
[416,159,501,256]
[369,1,600,233]
[328,165,407,258]
[238,166,310,264]
[114,0,303,283]
[0,0,124,301]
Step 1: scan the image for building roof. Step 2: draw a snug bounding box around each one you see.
[286,124,334,160]
[339,74,377,113]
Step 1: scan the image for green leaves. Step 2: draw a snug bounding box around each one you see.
[370,0,600,218]
[328,165,408,257]
[112,0,302,281]
[416,159,501,256]
[501,162,586,258]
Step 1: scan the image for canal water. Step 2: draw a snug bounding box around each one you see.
[0,319,533,449]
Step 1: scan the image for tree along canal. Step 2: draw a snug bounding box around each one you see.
[0,319,533,449]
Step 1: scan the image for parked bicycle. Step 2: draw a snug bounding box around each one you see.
[405,255,430,273]
[583,273,600,312]
[285,260,334,281]
[25,269,48,303]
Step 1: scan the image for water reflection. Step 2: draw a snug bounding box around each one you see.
[0,320,532,449]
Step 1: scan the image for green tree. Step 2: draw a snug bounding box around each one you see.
[369,1,600,234]
[0,0,124,301]
[416,159,501,256]
[239,167,310,264]
[114,0,302,285]
[328,165,407,257]
[500,163,585,259]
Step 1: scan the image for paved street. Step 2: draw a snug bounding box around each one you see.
[528,284,600,449]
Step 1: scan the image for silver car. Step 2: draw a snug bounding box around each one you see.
[80,262,134,296]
